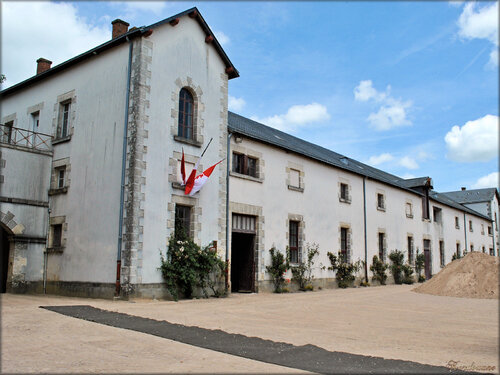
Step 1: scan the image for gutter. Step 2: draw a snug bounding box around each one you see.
[463,213,468,253]
[115,37,134,297]
[225,132,233,291]
[363,177,368,283]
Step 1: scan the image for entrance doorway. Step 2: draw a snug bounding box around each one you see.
[231,214,256,293]
[423,239,431,280]
[1,226,10,293]
[231,232,255,293]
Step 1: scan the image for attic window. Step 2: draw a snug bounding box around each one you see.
[340,158,348,165]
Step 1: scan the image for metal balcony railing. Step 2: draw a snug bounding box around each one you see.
[0,123,52,152]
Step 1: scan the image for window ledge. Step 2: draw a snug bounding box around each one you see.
[174,135,202,148]
[229,171,263,183]
[46,247,64,254]
[422,218,431,222]
[288,185,304,193]
[52,135,72,145]
[339,197,351,204]
[172,182,185,191]
[377,207,386,212]
[455,226,460,229]
[406,214,413,219]
[48,187,68,196]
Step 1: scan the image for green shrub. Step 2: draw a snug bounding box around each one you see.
[159,231,225,301]
[291,243,319,291]
[388,250,405,284]
[266,247,289,293]
[370,255,388,285]
[402,263,414,284]
[327,251,362,288]
[415,251,425,282]
[451,251,462,261]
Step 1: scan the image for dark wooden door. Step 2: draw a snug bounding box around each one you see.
[0,227,10,293]
[423,239,431,280]
[231,232,255,293]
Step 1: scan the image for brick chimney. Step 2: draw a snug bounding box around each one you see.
[36,58,52,75]
[461,187,466,191]
[112,19,129,39]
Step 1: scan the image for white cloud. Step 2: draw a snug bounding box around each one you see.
[399,156,419,170]
[111,1,169,18]
[401,173,416,179]
[228,96,245,111]
[1,2,109,88]
[214,31,230,46]
[472,172,499,189]
[367,99,412,131]
[367,153,394,166]
[252,103,330,132]
[354,80,412,131]
[445,114,499,162]
[457,1,498,67]
[354,80,388,102]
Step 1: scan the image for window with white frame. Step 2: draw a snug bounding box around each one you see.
[378,232,386,262]
[339,183,351,203]
[377,193,385,211]
[405,202,413,218]
[407,236,414,265]
[289,168,301,189]
[439,240,445,267]
[58,101,71,138]
[433,207,442,224]
[289,220,299,264]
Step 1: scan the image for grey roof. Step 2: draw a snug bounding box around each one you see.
[0,7,238,97]
[228,111,491,221]
[441,188,499,204]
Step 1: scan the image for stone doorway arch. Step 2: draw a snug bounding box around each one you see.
[0,211,25,293]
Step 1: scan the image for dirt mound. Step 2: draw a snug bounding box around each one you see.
[413,252,499,299]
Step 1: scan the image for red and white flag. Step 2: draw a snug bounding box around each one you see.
[185,159,224,196]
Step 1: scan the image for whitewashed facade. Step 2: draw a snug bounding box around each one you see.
[0,8,496,298]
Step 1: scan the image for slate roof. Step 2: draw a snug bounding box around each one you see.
[228,111,492,221]
[441,188,499,204]
[0,7,238,97]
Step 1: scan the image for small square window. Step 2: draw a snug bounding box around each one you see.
[433,207,442,224]
[340,183,350,202]
[52,224,63,248]
[232,153,257,178]
[439,241,445,267]
[58,102,71,138]
[175,204,191,238]
[57,167,66,188]
[2,121,13,144]
[405,202,413,218]
[377,193,385,211]
[289,169,300,188]
[289,221,299,264]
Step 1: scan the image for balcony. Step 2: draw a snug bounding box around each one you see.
[1,123,52,153]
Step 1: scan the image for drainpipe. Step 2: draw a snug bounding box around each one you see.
[463,213,468,253]
[43,206,51,294]
[225,132,233,291]
[116,37,133,297]
[363,177,368,283]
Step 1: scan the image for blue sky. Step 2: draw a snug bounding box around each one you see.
[2,1,498,192]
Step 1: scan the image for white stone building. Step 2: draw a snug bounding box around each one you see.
[0,8,496,297]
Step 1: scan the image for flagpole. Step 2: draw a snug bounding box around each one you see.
[200,137,213,159]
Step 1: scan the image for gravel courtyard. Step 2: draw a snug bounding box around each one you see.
[1,284,498,373]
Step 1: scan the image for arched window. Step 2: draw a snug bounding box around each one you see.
[178,88,194,139]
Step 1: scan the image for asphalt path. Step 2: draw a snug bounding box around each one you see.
[41,304,476,374]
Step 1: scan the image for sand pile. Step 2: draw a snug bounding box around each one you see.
[413,252,499,299]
